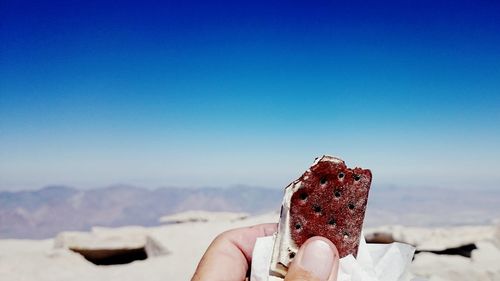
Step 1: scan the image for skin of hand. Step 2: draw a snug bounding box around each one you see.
[191,223,339,281]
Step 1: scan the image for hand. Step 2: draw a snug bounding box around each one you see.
[191,223,339,281]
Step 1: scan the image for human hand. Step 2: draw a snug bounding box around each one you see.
[191,223,339,281]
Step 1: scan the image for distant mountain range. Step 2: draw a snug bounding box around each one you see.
[1,185,498,239]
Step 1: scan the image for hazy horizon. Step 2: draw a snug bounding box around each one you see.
[1,1,499,191]
[1,179,498,193]
[2,183,499,239]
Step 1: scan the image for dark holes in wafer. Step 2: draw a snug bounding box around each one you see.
[320,176,328,185]
[299,192,308,201]
[334,190,341,198]
[313,204,322,214]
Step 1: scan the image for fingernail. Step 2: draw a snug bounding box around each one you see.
[299,239,335,280]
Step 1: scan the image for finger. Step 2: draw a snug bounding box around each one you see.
[191,223,277,281]
[285,237,339,281]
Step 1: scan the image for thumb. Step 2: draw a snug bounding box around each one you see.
[284,237,339,281]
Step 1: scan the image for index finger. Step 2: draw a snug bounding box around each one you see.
[191,223,277,281]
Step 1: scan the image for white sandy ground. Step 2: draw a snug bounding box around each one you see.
[0,211,499,281]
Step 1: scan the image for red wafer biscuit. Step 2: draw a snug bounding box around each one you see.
[270,155,372,278]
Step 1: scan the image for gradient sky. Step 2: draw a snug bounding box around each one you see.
[1,0,499,191]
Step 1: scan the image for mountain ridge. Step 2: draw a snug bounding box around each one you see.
[1,184,498,239]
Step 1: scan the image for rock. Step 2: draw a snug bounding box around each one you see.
[54,226,168,265]
[159,210,248,224]
[0,212,499,281]
[365,232,396,244]
[366,225,497,250]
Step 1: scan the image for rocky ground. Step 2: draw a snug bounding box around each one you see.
[0,211,499,281]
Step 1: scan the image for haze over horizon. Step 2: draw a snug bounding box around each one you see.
[1,1,499,191]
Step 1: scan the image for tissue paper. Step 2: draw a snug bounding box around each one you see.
[250,235,421,281]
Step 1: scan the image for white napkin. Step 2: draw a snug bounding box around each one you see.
[250,234,423,281]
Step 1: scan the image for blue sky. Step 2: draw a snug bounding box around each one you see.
[1,1,499,190]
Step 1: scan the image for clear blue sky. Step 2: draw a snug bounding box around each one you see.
[1,0,499,190]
